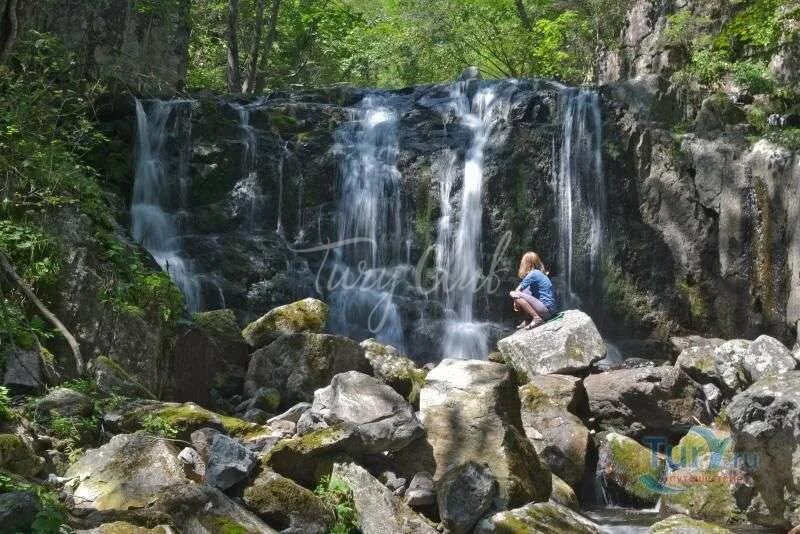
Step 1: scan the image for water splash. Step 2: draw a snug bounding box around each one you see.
[556,88,607,308]
[132,98,201,311]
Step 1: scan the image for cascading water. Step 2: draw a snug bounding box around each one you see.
[132,99,202,311]
[231,100,266,230]
[556,88,607,308]
[328,94,407,350]
[437,81,512,359]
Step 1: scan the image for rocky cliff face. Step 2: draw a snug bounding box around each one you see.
[22,0,190,91]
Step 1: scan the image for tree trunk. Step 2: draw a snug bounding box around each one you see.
[254,0,282,93]
[514,0,532,31]
[226,0,242,92]
[0,0,20,64]
[242,0,268,94]
[0,251,85,375]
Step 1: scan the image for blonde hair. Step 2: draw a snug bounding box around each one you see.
[518,251,548,278]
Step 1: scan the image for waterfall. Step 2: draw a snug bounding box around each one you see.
[231,100,266,231]
[328,94,406,350]
[437,81,512,359]
[556,88,607,308]
[132,98,201,312]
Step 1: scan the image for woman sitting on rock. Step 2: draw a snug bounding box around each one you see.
[510,251,557,330]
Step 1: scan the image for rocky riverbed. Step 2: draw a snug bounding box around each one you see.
[3,297,798,533]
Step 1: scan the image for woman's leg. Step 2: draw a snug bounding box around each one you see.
[516,293,551,329]
[514,297,542,324]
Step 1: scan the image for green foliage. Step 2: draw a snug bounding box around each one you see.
[61,378,98,397]
[140,414,180,439]
[730,60,774,94]
[0,472,67,533]
[0,386,14,422]
[766,127,800,151]
[314,475,359,534]
[188,0,632,89]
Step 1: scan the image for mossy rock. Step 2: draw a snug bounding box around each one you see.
[597,432,664,505]
[242,298,328,349]
[0,433,42,477]
[550,474,579,511]
[262,425,354,486]
[109,401,266,441]
[93,356,157,399]
[649,514,731,533]
[360,338,427,405]
[193,309,245,346]
[242,469,335,532]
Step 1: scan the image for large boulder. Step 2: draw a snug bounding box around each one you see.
[595,432,664,506]
[496,310,606,377]
[242,298,328,349]
[436,462,497,534]
[171,309,251,406]
[331,461,438,534]
[3,348,46,394]
[662,427,741,525]
[243,469,335,534]
[476,501,600,534]
[296,371,423,453]
[714,336,796,394]
[244,333,370,406]
[420,359,551,510]
[0,433,42,477]
[360,338,427,404]
[0,492,40,532]
[262,426,356,486]
[93,355,156,399]
[519,375,590,488]
[584,366,709,437]
[35,387,94,418]
[725,371,800,528]
[65,433,188,511]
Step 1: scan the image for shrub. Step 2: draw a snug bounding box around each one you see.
[314,476,359,534]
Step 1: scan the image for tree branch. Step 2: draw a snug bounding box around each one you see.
[0,250,85,374]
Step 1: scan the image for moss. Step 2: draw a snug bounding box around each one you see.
[664,472,738,524]
[193,309,242,344]
[0,433,39,476]
[494,514,533,534]
[414,169,433,250]
[151,404,262,439]
[207,516,249,534]
[96,355,157,399]
[677,278,709,323]
[519,384,550,411]
[606,434,664,503]
[650,514,730,533]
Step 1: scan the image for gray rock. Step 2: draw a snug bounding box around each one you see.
[0,432,44,477]
[244,333,370,406]
[171,308,251,406]
[360,338,426,403]
[177,447,205,478]
[3,349,45,394]
[420,359,551,509]
[0,491,40,532]
[649,514,731,533]
[297,371,423,454]
[205,433,258,491]
[405,471,435,507]
[93,356,155,399]
[267,403,311,425]
[437,462,496,534]
[189,427,221,462]
[477,501,600,534]
[550,474,579,511]
[497,310,606,376]
[243,408,269,424]
[676,344,722,385]
[714,337,796,393]
[584,366,709,437]
[725,371,800,528]
[243,469,335,534]
[670,336,726,356]
[242,298,328,349]
[35,387,94,418]
[519,378,590,488]
[331,461,437,534]
[66,433,188,511]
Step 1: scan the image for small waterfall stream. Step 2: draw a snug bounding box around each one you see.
[437,81,512,359]
[132,99,201,311]
[328,94,407,349]
[231,100,266,231]
[556,88,608,309]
